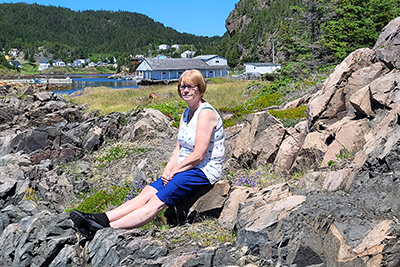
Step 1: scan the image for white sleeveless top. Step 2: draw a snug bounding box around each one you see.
[177,102,225,184]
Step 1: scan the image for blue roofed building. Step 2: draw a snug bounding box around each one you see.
[136,56,229,84]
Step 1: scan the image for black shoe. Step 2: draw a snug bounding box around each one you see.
[70,210,106,233]
[75,226,95,240]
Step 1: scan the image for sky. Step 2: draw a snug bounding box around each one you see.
[2,0,238,37]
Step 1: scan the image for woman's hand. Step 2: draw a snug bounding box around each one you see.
[161,172,174,185]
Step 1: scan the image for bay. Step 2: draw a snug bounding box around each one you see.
[53,74,139,95]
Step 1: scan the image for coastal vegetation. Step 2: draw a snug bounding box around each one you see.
[1,0,399,74]
[0,3,219,65]
[67,79,262,117]
[215,0,400,68]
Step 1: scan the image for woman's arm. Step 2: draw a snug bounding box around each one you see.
[161,141,181,185]
[161,112,184,185]
[169,108,217,176]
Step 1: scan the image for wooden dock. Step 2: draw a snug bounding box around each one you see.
[137,78,178,85]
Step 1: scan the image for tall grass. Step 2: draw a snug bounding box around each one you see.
[66,80,260,115]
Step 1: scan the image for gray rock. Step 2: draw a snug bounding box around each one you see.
[0,211,76,267]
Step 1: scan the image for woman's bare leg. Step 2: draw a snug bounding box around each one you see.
[105,185,158,222]
[109,194,167,229]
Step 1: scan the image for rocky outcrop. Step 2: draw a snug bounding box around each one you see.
[225,16,400,266]
[2,17,400,267]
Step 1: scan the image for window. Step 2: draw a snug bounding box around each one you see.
[216,60,219,63]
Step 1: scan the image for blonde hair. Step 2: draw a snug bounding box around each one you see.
[178,69,207,98]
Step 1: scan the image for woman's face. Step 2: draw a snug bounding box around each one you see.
[179,80,201,104]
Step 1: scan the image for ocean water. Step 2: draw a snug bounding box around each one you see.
[53,74,139,95]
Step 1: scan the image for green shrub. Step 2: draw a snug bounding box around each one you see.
[220,91,283,128]
[73,186,132,213]
[249,92,282,109]
[268,105,307,127]
[269,105,307,119]
[150,101,187,128]
[95,143,147,168]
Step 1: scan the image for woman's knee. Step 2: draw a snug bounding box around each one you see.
[148,194,167,212]
[139,185,158,197]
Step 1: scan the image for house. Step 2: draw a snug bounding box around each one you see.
[71,61,82,68]
[195,55,228,66]
[181,50,196,58]
[171,44,180,50]
[9,48,19,58]
[38,59,51,71]
[158,44,170,50]
[53,59,66,67]
[135,57,229,82]
[9,60,22,68]
[96,62,109,67]
[244,62,281,75]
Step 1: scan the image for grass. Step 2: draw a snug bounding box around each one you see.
[229,161,285,188]
[269,105,307,127]
[68,185,132,213]
[67,181,169,230]
[164,218,235,247]
[66,80,260,116]
[94,142,148,168]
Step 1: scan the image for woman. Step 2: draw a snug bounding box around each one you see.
[70,69,225,239]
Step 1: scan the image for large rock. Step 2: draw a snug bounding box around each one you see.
[165,180,230,225]
[373,16,400,69]
[233,111,285,167]
[0,211,76,267]
[273,125,306,176]
[234,183,305,247]
[307,48,376,128]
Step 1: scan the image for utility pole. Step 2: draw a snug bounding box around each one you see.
[272,39,275,64]
[148,43,151,57]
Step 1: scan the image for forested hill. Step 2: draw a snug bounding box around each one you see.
[215,0,400,70]
[0,3,220,59]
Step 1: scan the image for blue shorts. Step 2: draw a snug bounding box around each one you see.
[150,168,210,206]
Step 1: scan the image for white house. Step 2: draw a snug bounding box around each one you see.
[181,50,196,58]
[171,44,180,49]
[158,44,170,50]
[38,59,51,71]
[136,57,229,82]
[244,63,281,75]
[53,59,66,67]
[195,55,228,67]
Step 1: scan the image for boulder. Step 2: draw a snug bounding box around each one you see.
[273,126,306,176]
[235,183,305,247]
[218,186,254,229]
[233,111,285,167]
[308,48,376,128]
[165,180,230,225]
[373,16,400,69]
[0,211,76,267]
